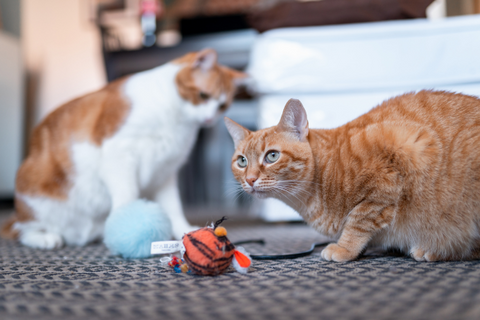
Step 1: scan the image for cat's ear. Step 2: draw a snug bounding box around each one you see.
[231,69,249,87]
[219,66,249,87]
[224,117,250,148]
[277,99,309,142]
[193,48,217,71]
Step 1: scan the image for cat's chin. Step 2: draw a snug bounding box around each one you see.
[201,118,216,127]
[250,190,270,199]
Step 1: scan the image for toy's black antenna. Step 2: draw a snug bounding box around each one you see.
[214,216,227,229]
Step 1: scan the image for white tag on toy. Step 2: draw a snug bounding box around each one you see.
[151,241,185,255]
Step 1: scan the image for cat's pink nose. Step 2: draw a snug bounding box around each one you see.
[246,177,257,187]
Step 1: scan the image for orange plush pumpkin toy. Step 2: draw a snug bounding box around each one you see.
[179,218,252,275]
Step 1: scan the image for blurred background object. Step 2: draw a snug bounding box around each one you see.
[247,0,436,32]
[0,21,23,201]
[1,0,480,220]
[0,0,22,205]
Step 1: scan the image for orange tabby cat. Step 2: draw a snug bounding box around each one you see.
[225,91,480,262]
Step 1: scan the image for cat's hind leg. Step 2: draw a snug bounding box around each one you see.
[463,239,480,260]
[409,247,443,262]
[468,248,480,260]
[3,217,64,249]
[9,196,66,250]
[409,236,478,261]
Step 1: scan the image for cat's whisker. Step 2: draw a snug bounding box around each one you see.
[223,183,245,197]
[276,182,312,197]
[236,189,254,205]
[279,180,322,188]
[277,182,316,199]
[231,188,248,203]
[277,188,311,211]
[224,180,246,185]
[274,185,308,205]
[290,187,314,199]
[224,180,247,199]
[224,189,243,198]
[279,179,318,183]
[271,188,308,211]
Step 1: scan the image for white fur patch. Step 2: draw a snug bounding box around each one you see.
[17,142,110,248]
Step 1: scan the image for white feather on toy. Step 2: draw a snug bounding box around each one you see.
[232,246,252,274]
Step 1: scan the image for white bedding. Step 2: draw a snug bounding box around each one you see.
[248,15,480,95]
[258,83,480,130]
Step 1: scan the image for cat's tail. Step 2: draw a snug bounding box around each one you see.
[0,215,20,239]
[0,196,33,240]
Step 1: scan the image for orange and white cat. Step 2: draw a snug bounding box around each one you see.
[1,49,246,250]
[226,91,480,262]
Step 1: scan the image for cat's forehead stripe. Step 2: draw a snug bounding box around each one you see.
[244,135,259,158]
[279,149,307,163]
[244,131,269,156]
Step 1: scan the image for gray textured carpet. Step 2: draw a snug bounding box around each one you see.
[1,215,480,320]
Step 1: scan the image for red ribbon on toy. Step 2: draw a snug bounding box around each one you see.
[234,249,251,268]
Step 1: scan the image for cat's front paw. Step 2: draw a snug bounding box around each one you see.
[321,243,358,262]
[20,231,64,250]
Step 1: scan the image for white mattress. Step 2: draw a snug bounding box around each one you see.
[247,15,480,95]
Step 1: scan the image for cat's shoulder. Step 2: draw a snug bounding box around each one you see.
[372,90,480,115]
[33,76,132,146]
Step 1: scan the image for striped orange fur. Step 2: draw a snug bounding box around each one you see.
[225,91,480,262]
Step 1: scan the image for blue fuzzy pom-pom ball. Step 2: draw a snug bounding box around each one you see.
[104,199,172,259]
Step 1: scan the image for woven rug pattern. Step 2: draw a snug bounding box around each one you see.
[1,221,480,320]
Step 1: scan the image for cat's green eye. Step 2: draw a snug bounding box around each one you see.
[237,156,248,168]
[199,92,210,100]
[265,151,280,163]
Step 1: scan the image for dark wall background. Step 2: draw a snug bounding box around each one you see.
[0,0,21,38]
